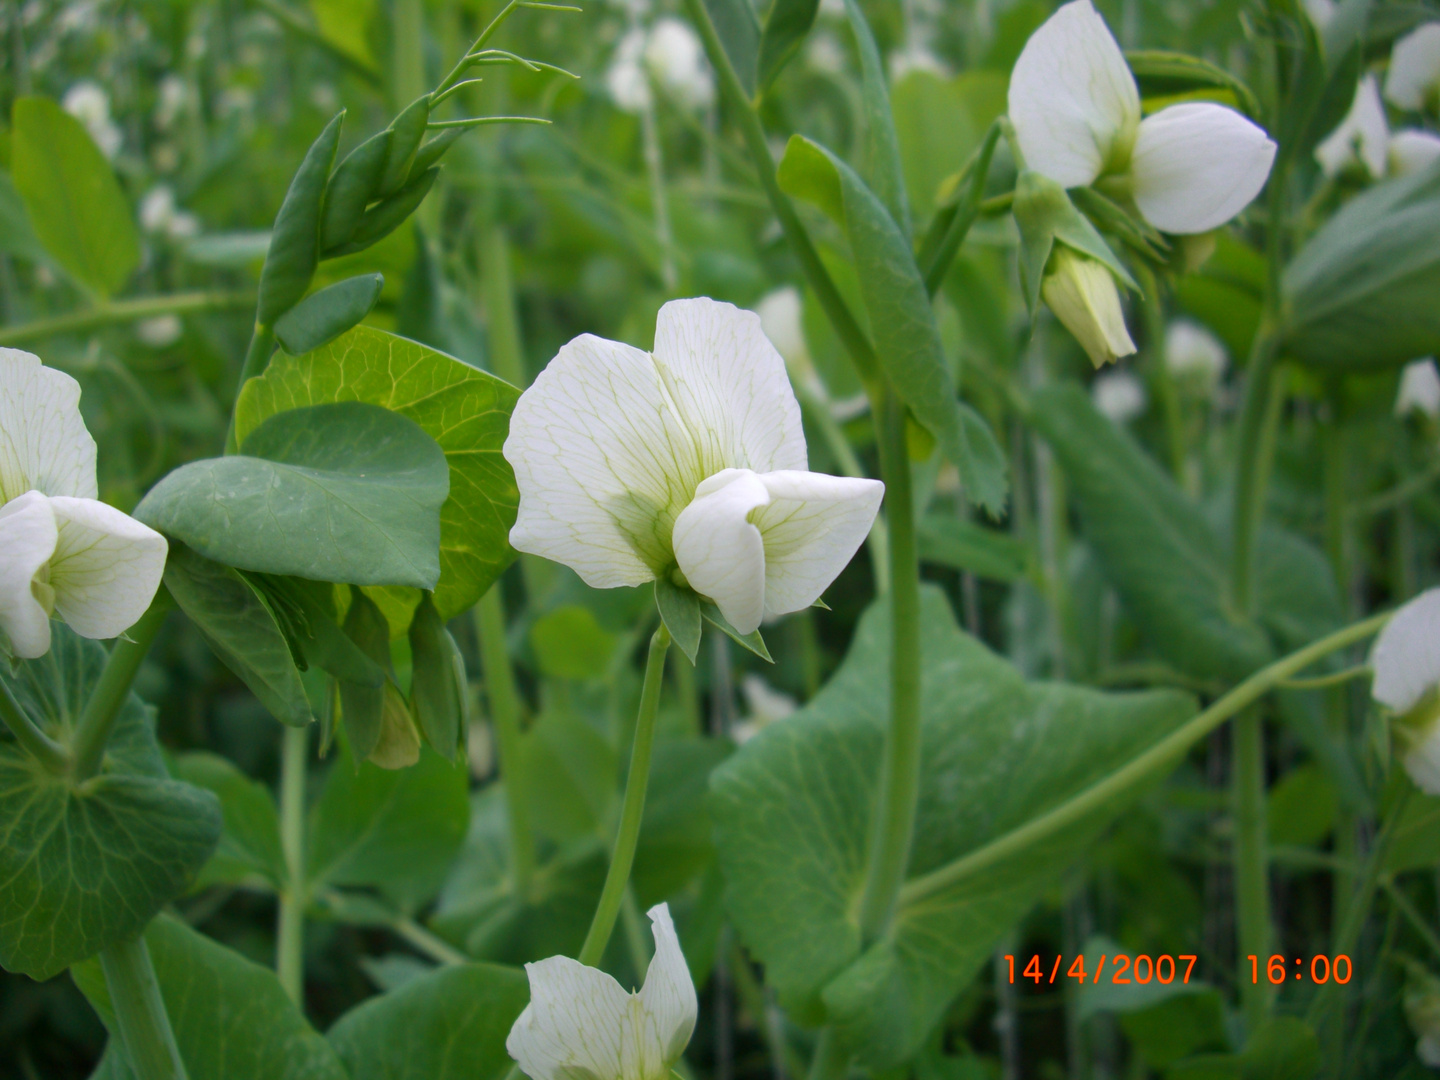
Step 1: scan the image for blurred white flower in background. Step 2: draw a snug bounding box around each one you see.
[1396,359,1440,418]
[1386,23,1440,113]
[62,81,123,159]
[889,44,948,81]
[1008,0,1276,235]
[154,73,187,129]
[806,31,846,74]
[1388,128,1440,175]
[1303,0,1336,30]
[0,350,167,659]
[136,315,183,349]
[1092,370,1147,424]
[139,186,201,241]
[1372,588,1440,794]
[1165,320,1228,391]
[507,903,696,1080]
[606,28,653,113]
[1317,74,1440,178]
[644,18,714,111]
[734,674,799,744]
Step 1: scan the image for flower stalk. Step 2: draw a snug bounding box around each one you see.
[276,722,308,1004]
[476,585,537,898]
[0,676,71,775]
[99,935,188,1080]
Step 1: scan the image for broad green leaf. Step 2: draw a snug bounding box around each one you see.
[1238,1017,1321,1080]
[1385,789,1440,874]
[702,0,761,98]
[529,605,618,681]
[842,0,910,234]
[74,914,348,1080]
[892,70,1006,221]
[308,744,469,908]
[917,513,1029,581]
[235,325,521,627]
[10,97,139,297]
[778,135,1008,514]
[138,401,449,590]
[328,961,529,1080]
[0,625,220,980]
[174,752,286,890]
[709,587,1195,1065]
[311,0,378,67]
[757,0,820,94]
[1268,762,1338,847]
[0,168,52,265]
[521,710,618,843]
[274,273,384,354]
[164,544,312,728]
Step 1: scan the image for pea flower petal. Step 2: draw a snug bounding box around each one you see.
[47,496,169,642]
[506,903,697,1080]
[1385,23,1440,112]
[1372,588,1440,715]
[1316,76,1390,179]
[0,491,61,659]
[0,348,98,504]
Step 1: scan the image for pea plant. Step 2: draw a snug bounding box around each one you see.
[2,0,1440,1078]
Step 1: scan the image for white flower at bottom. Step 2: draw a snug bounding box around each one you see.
[507,903,697,1080]
[0,349,167,659]
[1371,589,1440,794]
[1396,359,1440,419]
[503,298,884,636]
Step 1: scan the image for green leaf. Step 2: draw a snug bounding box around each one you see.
[1385,789,1440,874]
[308,743,469,908]
[529,605,618,681]
[275,273,384,354]
[408,593,467,759]
[327,961,530,1080]
[917,513,1028,581]
[842,0,910,234]
[757,0,820,94]
[522,710,618,843]
[1268,762,1338,847]
[0,626,221,980]
[311,0,378,68]
[74,914,348,1080]
[0,167,53,265]
[777,135,1008,514]
[259,111,345,325]
[891,70,1006,222]
[173,752,286,890]
[235,325,521,626]
[1239,1016,1320,1080]
[709,588,1195,1066]
[163,544,313,728]
[1125,49,1263,119]
[701,0,761,98]
[339,586,398,761]
[10,97,139,297]
[138,401,450,590]
[655,578,702,665]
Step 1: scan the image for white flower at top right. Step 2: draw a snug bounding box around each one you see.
[1007,0,1277,235]
[1386,23,1440,113]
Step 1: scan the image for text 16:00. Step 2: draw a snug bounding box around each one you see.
[1246,955,1352,984]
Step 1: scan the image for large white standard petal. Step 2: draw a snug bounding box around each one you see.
[0,491,59,659]
[1129,103,1277,233]
[1007,0,1140,187]
[46,497,168,641]
[1316,75,1390,179]
[506,903,696,1080]
[672,469,771,635]
[1371,588,1440,713]
[0,348,98,504]
[1385,23,1440,112]
[750,470,884,620]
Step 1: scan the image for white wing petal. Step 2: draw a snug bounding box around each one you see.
[652,298,807,477]
[46,497,167,641]
[1403,725,1440,797]
[1385,23,1440,112]
[1129,103,1277,233]
[507,956,631,1080]
[504,333,705,586]
[0,349,98,504]
[1315,76,1390,179]
[672,468,771,635]
[1389,129,1440,176]
[1371,587,1440,713]
[637,904,698,1070]
[0,491,59,659]
[1007,0,1140,188]
[752,470,884,620]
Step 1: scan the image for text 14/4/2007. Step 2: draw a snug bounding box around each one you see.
[1006,953,1197,986]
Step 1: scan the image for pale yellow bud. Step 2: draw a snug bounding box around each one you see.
[1041,247,1137,369]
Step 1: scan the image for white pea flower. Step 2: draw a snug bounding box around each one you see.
[155,73,188,130]
[507,903,696,1080]
[1389,128,1440,175]
[1008,0,1276,234]
[1396,359,1440,419]
[0,350,167,659]
[606,28,653,114]
[1303,0,1337,31]
[1091,370,1147,424]
[503,298,884,636]
[734,673,798,744]
[1371,588,1440,794]
[139,186,201,241]
[1317,76,1391,179]
[136,315,183,349]
[644,18,715,111]
[1165,320,1228,387]
[753,286,808,368]
[62,81,123,160]
[1386,23,1440,113]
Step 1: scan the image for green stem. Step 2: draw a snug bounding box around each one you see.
[0,291,254,348]
[71,596,172,782]
[1382,878,1440,964]
[920,121,1001,297]
[1233,708,1271,1032]
[224,323,275,454]
[856,390,922,938]
[640,97,677,291]
[1276,666,1371,691]
[475,586,536,899]
[0,677,70,775]
[99,935,188,1080]
[1136,263,1186,486]
[806,1028,850,1080]
[1228,331,1280,615]
[577,625,670,967]
[394,915,471,966]
[900,612,1391,908]
[480,225,527,388]
[277,723,308,1004]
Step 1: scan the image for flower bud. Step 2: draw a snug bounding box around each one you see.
[340,587,420,769]
[1041,247,1137,368]
[408,593,468,760]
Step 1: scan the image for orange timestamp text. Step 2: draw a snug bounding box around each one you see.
[1004,953,1197,986]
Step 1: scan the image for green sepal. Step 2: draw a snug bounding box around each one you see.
[1070,186,1170,263]
[811,597,831,610]
[274,273,384,355]
[407,128,465,182]
[258,111,345,325]
[321,129,392,251]
[324,166,440,258]
[1012,170,1137,317]
[655,577,702,665]
[408,592,467,759]
[702,602,773,662]
[379,94,433,198]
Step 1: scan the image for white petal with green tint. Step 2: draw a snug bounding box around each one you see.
[47,495,168,641]
[672,469,772,635]
[1316,76,1390,178]
[1385,23,1440,112]
[0,490,59,659]
[1372,588,1440,713]
[0,348,97,504]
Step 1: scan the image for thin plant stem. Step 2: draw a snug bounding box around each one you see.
[0,676,70,775]
[577,625,671,967]
[71,596,173,782]
[1276,666,1371,691]
[806,1028,849,1080]
[901,612,1391,907]
[1382,878,1440,965]
[394,915,471,966]
[921,121,1001,296]
[276,723,308,1004]
[0,291,253,348]
[1233,707,1271,1033]
[475,586,536,899]
[1228,333,1281,615]
[1136,263,1186,486]
[99,935,188,1080]
[639,96,677,291]
[857,390,922,938]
